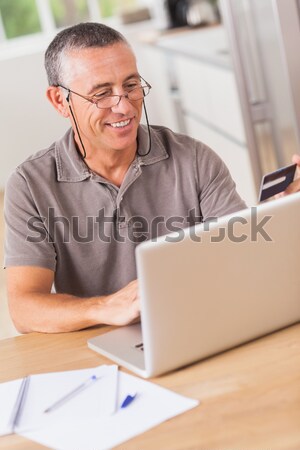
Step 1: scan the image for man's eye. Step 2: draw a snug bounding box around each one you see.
[125,82,139,91]
[94,91,111,99]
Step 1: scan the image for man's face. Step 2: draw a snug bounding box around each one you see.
[62,43,143,155]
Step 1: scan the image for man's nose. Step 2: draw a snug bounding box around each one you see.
[110,94,132,114]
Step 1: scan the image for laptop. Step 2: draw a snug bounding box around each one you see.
[88,192,300,378]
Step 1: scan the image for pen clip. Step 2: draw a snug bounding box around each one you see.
[121,393,137,409]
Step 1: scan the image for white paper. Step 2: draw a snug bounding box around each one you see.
[20,371,199,450]
[0,378,23,435]
[19,364,118,432]
[0,365,118,436]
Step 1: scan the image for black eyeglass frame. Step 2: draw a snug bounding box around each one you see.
[57,76,151,109]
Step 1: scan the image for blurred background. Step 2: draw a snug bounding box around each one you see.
[1,0,300,339]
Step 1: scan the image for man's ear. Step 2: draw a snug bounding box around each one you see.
[46,86,70,118]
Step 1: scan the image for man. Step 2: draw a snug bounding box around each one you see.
[4,23,299,334]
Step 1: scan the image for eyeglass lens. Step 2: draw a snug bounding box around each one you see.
[95,85,150,109]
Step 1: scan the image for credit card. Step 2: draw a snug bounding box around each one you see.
[258,163,297,202]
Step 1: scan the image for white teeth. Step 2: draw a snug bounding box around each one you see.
[110,119,130,128]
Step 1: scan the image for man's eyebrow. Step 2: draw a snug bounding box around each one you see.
[123,73,140,82]
[87,74,140,96]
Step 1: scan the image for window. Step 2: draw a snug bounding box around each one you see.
[50,0,89,29]
[0,0,41,39]
[0,0,142,42]
[98,0,139,18]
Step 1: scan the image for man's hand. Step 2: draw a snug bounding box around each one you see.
[283,154,300,195]
[97,280,140,326]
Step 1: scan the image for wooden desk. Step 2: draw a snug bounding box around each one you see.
[1,323,300,450]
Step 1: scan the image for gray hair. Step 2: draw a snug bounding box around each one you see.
[44,22,129,86]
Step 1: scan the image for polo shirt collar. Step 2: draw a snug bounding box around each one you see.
[55,125,169,182]
[55,128,91,182]
[136,125,169,166]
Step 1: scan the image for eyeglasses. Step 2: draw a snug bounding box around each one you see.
[58,76,151,109]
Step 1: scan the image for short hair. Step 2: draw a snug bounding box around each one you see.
[44,22,129,86]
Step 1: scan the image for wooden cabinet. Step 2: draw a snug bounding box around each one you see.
[173,53,257,205]
[175,56,245,143]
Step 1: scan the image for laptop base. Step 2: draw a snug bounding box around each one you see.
[88,323,147,377]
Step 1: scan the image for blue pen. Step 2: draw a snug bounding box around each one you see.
[44,375,101,413]
[121,393,137,408]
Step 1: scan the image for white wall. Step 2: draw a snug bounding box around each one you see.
[0,47,69,189]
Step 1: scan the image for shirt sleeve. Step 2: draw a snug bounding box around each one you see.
[4,170,56,271]
[195,140,247,220]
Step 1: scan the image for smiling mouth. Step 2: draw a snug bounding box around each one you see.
[109,119,131,128]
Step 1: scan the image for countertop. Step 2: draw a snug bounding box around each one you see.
[140,24,232,70]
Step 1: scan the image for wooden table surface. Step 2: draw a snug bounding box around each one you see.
[0,323,300,450]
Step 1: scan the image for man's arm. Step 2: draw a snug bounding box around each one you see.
[7,266,140,334]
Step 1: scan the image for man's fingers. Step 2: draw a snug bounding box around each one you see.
[292,154,300,166]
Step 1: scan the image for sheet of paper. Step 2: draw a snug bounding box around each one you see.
[0,378,23,436]
[20,371,199,450]
[0,365,118,436]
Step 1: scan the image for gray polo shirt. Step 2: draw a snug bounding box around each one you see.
[4,125,246,296]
